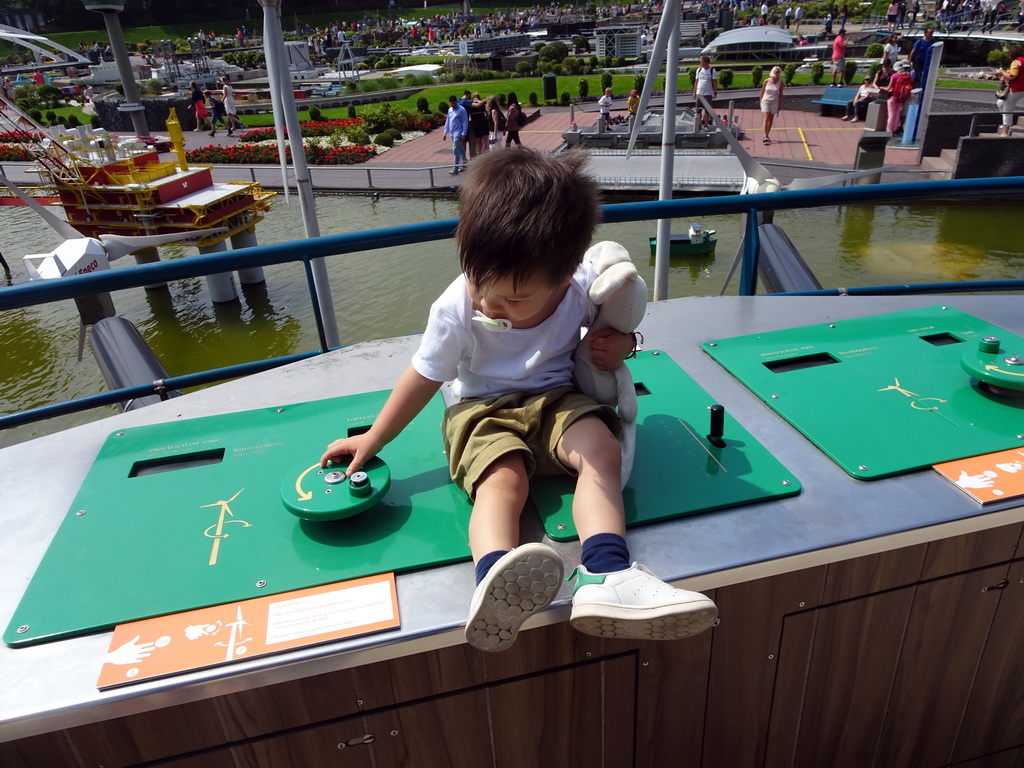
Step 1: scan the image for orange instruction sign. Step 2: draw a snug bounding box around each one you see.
[97,572,399,689]
[933,448,1024,506]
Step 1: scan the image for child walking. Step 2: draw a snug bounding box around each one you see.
[321,149,718,652]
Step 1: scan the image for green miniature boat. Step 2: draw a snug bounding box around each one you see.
[649,228,717,257]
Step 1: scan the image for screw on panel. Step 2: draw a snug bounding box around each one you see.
[390,730,399,737]
[115,432,125,437]
[557,524,566,530]
[356,699,364,706]
[256,580,267,588]
[708,342,718,347]
[276,408,286,413]
[828,324,836,328]
[771,394,779,399]
[782,480,792,486]
[651,351,660,355]
[858,465,868,471]
[16,625,29,634]
[76,509,87,516]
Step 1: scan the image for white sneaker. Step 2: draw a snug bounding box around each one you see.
[569,562,718,640]
[465,543,564,652]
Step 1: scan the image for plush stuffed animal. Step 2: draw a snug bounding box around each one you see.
[573,241,648,488]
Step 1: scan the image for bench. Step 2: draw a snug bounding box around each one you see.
[810,87,859,117]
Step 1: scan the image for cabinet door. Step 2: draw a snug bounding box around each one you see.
[233,655,635,768]
[951,560,1024,763]
[875,564,1006,768]
[765,564,1008,768]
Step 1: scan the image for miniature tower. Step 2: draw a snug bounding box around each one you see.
[80,0,150,136]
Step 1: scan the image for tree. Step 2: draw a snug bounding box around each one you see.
[577,78,589,100]
[538,40,569,62]
[572,35,591,53]
[751,65,763,89]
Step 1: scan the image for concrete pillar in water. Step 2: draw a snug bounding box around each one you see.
[133,246,166,290]
[197,241,238,303]
[230,227,265,285]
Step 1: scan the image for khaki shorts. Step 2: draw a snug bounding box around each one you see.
[443,385,619,498]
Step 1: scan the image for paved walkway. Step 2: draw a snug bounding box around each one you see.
[180,93,930,194]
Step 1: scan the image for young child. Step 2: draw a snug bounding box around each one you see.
[321,149,718,652]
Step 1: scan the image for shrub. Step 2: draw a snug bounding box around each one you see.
[452,70,466,82]
[751,65,764,88]
[28,108,42,123]
[577,78,589,100]
[374,132,394,146]
[572,35,590,53]
[988,49,1010,69]
[360,102,401,133]
[634,74,645,92]
[385,128,402,142]
[718,68,734,89]
[783,62,797,85]
[308,105,322,122]
[347,105,357,118]
[91,114,102,129]
[528,91,539,106]
[343,125,370,144]
[416,96,430,113]
[515,61,532,76]
[600,72,613,91]
[45,110,56,125]
[845,60,858,84]
[561,91,571,105]
[865,42,884,58]
[438,100,448,113]
[811,61,825,85]
[66,113,81,127]
[616,56,626,67]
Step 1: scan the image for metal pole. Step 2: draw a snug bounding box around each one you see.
[653,3,680,302]
[626,10,672,157]
[93,8,150,136]
[261,1,292,202]
[259,0,340,347]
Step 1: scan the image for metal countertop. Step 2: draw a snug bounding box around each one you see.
[2,294,1022,741]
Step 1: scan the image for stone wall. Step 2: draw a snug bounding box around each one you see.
[92,93,195,133]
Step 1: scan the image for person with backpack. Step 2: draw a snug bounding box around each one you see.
[887,61,915,133]
[996,44,1024,136]
[486,95,505,148]
[693,56,717,130]
[505,91,526,147]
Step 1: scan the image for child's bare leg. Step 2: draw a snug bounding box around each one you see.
[558,415,718,641]
[467,451,529,561]
[555,415,626,540]
[464,450,563,653]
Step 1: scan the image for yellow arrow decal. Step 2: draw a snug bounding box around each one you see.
[984,364,1024,378]
[295,464,319,501]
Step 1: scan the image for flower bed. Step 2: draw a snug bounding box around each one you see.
[0,144,36,161]
[185,141,379,166]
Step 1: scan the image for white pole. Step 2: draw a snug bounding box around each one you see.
[625,10,672,157]
[259,0,340,348]
[260,1,292,201]
[653,3,680,302]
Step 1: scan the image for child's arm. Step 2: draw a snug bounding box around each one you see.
[588,328,637,372]
[320,365,442,474]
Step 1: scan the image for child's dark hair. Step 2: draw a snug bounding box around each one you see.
[455,148,600,290]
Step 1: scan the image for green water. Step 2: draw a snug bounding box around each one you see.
[1,196,1021,448]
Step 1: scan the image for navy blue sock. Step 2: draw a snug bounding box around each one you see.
[580,533,630,574]
[475,550,509,585]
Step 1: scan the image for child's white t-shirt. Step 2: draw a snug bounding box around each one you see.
[412,261,599,399]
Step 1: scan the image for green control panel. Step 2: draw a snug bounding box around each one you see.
[703,306,1024,479]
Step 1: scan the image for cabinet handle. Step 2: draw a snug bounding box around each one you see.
[981,579,1010,593]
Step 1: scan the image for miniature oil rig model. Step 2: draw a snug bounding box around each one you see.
[0,104,274,304]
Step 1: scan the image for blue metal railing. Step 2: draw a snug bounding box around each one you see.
[2,176,1024,430]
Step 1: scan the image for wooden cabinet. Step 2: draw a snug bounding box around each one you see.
[5,523,1024,767]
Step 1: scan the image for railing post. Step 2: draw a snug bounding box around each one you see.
[738,209,761,296]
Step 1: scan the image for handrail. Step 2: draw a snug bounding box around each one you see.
[2,175,1024,431]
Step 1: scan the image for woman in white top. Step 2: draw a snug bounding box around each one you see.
[219,76,242,134]
[881,33,900,68]
[759,66,784,144]
[598,87,613,130]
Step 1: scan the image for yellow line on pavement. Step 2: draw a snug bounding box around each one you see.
[797,127,814,161]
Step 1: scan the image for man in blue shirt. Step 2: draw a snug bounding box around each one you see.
[909,26,934,86]
[443,94,469,176]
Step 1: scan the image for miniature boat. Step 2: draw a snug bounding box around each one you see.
[649,225,718,257]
